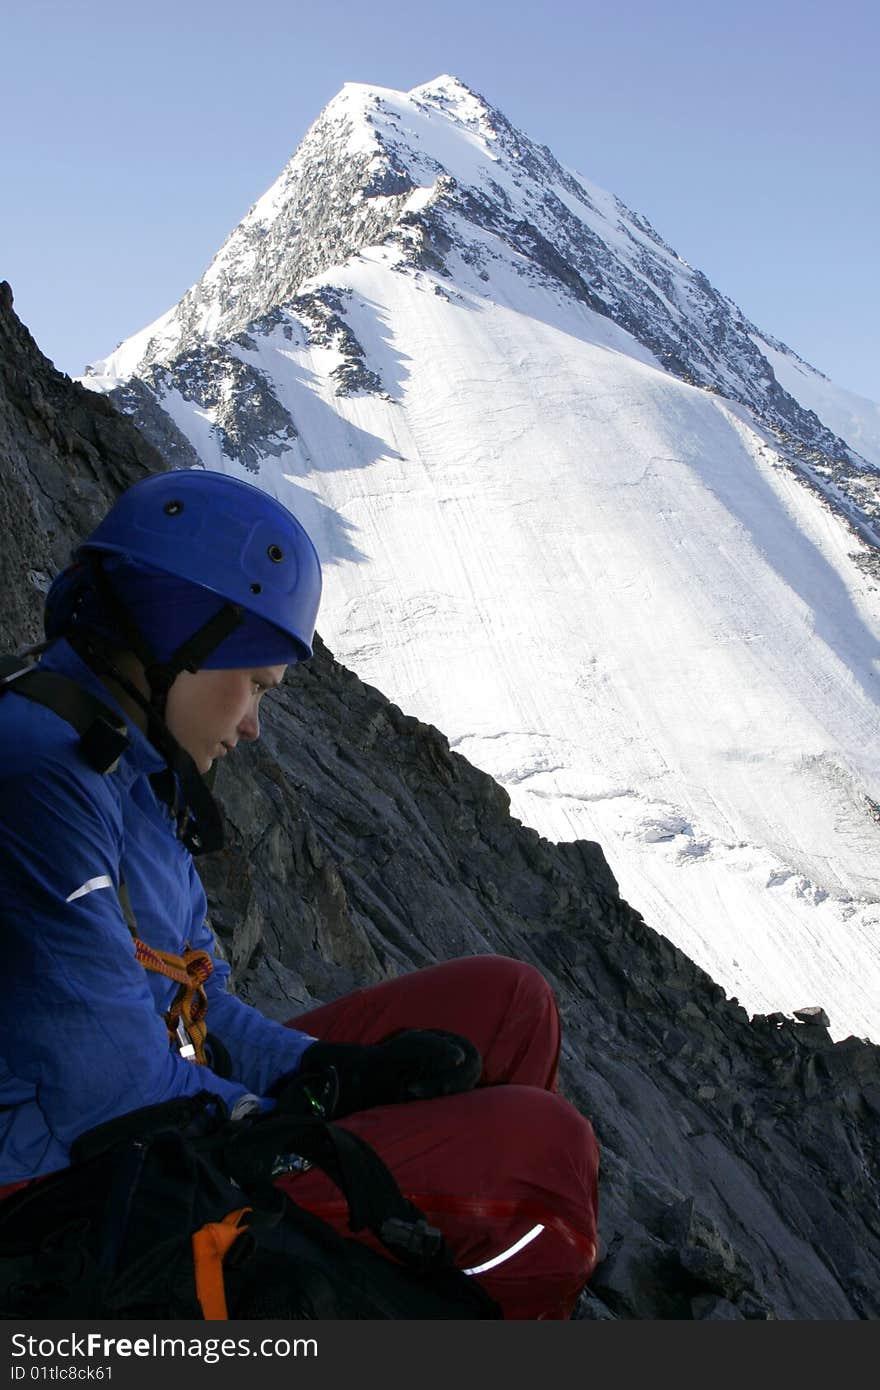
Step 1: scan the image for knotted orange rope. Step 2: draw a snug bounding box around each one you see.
[133,939,213,1064]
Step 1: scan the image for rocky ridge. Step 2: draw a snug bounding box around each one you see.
[3,284,880,1319]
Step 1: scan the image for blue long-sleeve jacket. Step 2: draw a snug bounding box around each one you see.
[0,640,315,1182]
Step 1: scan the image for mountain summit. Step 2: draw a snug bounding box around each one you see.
[84,76,880,1041]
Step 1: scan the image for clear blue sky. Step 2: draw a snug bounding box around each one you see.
[2,0,878,400]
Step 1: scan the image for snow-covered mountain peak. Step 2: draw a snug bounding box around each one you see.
[407,74,504,144]
[409,72,488,108]
[82,78,880,1041]
[87,77,877,489]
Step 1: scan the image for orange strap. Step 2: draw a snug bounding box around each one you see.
[192,1207,252,1320]
[134,939,214,1064]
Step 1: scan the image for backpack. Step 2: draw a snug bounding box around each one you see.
[0,1087,501,1320]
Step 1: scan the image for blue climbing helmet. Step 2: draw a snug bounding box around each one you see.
[45,470,322,691]
[41,470,322,857]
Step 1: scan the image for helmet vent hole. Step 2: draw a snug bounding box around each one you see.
[251,582,263,595]
[268,544,284,563]
[164,500,184,516]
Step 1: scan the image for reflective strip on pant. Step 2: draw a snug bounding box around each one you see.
[464,1223,546,1275]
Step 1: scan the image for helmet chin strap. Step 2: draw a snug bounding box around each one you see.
[86,558,244,717]
[67,559,247,856]
[69,631,226,856]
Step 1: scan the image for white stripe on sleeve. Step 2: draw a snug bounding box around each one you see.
[66,875,114,903]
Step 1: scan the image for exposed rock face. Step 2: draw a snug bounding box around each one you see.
[0,282,161,648]
[113,348,298,474]
[2,284,879,1319]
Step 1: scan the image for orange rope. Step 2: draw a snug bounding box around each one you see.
[134,939,213,1064]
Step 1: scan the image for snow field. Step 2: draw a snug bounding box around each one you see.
[212,250,880,1040]
[81,77,880,1041]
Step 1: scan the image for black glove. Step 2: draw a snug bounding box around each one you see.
[291,1029,483,1119]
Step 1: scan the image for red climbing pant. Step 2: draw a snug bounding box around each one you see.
[276,954,600,1319]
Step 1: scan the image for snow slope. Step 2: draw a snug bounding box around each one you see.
[84,77,880,1041]
[751,331,880,471]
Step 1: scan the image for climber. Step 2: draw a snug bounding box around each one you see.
[0,469,599,1319]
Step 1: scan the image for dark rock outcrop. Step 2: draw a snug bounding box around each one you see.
[0,281,162,648]
[2,283,879,1319]
[110,348,297,474]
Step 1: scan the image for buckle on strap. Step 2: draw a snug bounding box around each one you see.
[78,716,130,775]
[379,1215,447,1267]
[0,662,130,775]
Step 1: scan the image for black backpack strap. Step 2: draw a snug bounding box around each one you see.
[71,1092,226,1164]
[0,659,129,774]
[326,1124,448,1265]
[221,1109,448,1270]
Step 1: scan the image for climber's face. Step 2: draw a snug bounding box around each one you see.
[165,665,287,772]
